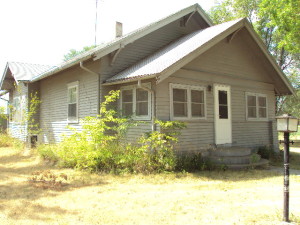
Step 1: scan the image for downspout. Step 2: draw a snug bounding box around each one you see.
[137,80,156,132]
[80,61,101,114]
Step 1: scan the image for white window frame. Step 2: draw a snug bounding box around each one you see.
[245,92,268,121]
[120,83,151,120]
[67,81,79,123]
[170,83,206,120]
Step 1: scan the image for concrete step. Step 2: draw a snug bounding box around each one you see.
[209,154,261,165]
[210,146,252,157]
[225,159,269,170]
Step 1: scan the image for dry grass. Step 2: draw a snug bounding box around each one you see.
[0,147,300,225]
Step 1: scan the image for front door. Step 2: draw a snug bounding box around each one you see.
[214,84,232,145]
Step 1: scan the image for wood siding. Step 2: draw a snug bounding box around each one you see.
[155,32,279,153]
[39,60,100,143]
[8,83,28,141]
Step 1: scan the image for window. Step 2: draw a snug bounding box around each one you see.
[10,96,25,122]
[246,92,267,120]
[68,81,79,122]
[120,83,151,120]
[170,83,206,120]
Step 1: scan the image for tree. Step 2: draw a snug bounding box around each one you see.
[208,0,300,115]
[63,45,97,62]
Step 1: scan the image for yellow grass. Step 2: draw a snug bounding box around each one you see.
[0,147,300,225]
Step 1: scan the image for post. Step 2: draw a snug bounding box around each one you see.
[283,131,290,222]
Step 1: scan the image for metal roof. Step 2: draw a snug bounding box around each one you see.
[30,3,212,82]
[7,62,55,81]
[105,19,243,84]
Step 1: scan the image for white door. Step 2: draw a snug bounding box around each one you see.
[214,84,232,145]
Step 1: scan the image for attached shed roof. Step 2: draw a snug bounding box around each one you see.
[30,3,212,82]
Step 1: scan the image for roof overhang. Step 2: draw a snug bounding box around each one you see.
[103,18,294,96]
[30,4,212,83]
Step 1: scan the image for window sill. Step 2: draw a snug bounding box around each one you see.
[246,118,269,122]
[67,119,79,124]
[171,117,207,121]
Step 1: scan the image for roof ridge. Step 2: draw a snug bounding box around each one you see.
[43,3,211,76]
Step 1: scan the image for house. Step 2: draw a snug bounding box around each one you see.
[0,4,294,156]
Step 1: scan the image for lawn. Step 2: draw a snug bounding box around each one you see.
[0,147,300,225]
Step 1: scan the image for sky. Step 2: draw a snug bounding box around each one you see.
[0,0,216,75]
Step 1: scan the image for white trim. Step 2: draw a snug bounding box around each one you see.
[67,81,79,123]
[169,83,206,120]
[214,84,232,145]
[120,82,152,120]
[245,92,268,121]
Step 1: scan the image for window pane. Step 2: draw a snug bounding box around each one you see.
[173,88,187,102]
[247,95,256,107]
[68,103,77,117]
[174,102,187,117]
[219,105,228,119]
[259,108,267,118]
[136,102,148,116]
[248,106,256,118]
[69,87,77,103]
[191,90,204,103]
[192,103,204,117]
[122,90,133,103]
[258,97,266,107]
[136,89,148,101]
[219,91,227,105]
[122,103,133,116]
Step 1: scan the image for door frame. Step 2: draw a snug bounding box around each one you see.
[214,84,232,145]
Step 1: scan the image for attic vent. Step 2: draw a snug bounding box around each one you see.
[116,21,123,38]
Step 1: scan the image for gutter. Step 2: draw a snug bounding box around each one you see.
[137,80,156,132]
[80,61,101,114]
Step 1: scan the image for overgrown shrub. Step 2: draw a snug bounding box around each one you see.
[0,133,25,149]
[37,144,59,162]
[175,153,210,171]
[257,145,275,159]
[37,90,189,173]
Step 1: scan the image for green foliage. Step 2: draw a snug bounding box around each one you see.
[0,133,24,149]
[63,45,97,62]
[208,0,300,116]
[37,91,189,173]
[26,92,41,135]
[257,145,275,159]
[37,144,59,162]
[175,153,212,171]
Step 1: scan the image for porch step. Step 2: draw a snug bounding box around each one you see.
[209,154,260,165]
[210,146,251,157]
[226,159,269,170]
[208,147,269,170]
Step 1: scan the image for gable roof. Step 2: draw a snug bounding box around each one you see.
[30,3,212,82]
[6,62,55,81]
[0,62,55,90]
[105,19,243,84]
[104,18,294,95]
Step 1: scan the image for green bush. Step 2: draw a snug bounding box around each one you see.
[257,145,275,159]
[176,153,206,171]
[37,144,59,162]
[0,133,25,149]
[37,91,187,174]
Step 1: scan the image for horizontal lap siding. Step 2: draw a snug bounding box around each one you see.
[155,31,279,152]
[8,83,28,141]
[39,60,100,143]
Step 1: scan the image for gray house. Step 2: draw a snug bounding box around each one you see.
[0,4,294,158]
